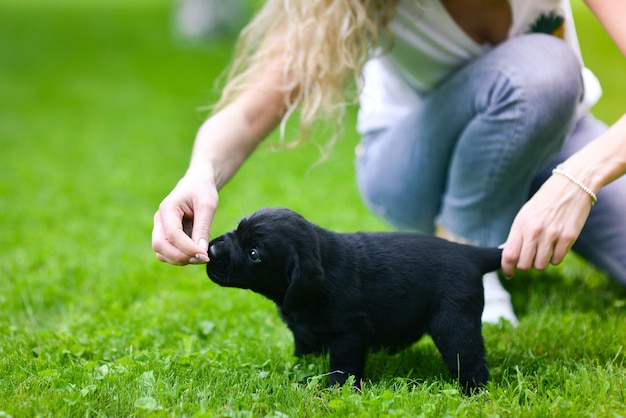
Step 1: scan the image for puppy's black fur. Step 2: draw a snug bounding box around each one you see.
[207,207,502,392]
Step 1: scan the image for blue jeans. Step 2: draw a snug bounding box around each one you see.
[356,34,626,285]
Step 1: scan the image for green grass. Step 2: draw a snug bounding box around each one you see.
[1,0,625,416]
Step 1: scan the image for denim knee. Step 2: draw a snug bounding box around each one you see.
[501,34,582,85]
[476,34,583,144]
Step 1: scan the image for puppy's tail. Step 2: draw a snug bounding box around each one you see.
[468,246,503,274]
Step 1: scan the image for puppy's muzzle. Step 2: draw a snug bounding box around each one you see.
[207,237,231,285]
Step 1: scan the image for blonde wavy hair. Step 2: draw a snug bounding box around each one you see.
[213,0,401,149]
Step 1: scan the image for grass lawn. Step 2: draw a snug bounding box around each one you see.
[1,0,625,416]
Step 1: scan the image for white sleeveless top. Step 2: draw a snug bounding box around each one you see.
[357,0,602,134]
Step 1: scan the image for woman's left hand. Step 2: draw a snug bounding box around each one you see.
[501,173,592,277]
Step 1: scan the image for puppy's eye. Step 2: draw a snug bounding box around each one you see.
[248,248,262,263]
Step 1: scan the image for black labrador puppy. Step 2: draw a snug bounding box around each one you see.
[206,207,502,392]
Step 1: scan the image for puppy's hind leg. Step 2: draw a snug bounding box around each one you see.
[428,310,488,394]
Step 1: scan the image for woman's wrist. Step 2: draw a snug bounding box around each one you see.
[556,116,626,195]
[551,164,597,206]
[553,157,602,192]
[183,160,217,188]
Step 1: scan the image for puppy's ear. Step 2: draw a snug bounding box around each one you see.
[281,245,325,315]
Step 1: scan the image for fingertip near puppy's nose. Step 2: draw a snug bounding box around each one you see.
[189,253,210,264]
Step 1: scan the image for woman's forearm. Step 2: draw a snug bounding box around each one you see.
[585,0,626,55]
[558,114,626,194]
[578,0,626,190]
[187,77,287,190]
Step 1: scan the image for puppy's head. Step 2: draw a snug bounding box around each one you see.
[206,208,325,313]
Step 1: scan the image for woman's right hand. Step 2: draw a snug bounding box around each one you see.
[152,167,218,265]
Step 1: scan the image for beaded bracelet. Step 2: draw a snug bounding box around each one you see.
[552,164,597,206]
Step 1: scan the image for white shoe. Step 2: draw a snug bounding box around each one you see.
[482,272,519,326]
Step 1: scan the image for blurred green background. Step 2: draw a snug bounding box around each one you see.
[1,0,624,240]
[0,0,625,415]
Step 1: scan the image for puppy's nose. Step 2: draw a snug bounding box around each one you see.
[208,241,224,259]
